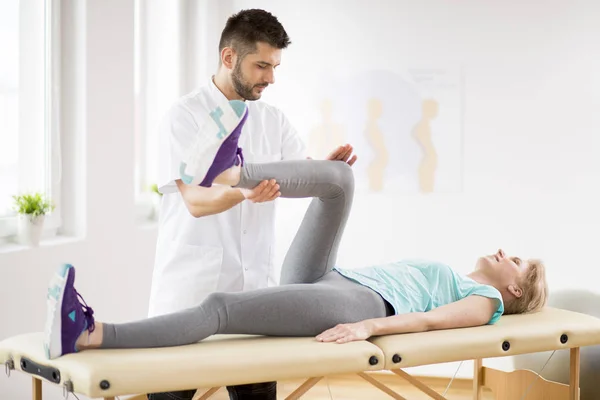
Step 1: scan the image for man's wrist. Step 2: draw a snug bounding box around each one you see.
[222,187,246,203]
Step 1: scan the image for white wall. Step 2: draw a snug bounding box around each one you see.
[256,0,600,284]
[231,0,600,378]
[1,0,599,398]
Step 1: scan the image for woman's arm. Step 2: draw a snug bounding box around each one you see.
[316,295,498,344]
[369,295,498,336]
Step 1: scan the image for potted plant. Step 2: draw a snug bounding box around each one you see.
[12,192,55,246]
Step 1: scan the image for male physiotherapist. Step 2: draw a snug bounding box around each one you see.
[147,9,357,400]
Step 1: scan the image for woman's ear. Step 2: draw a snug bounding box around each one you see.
[508,284,523,298]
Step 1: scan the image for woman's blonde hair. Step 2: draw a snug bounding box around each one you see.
[504,259,548,315]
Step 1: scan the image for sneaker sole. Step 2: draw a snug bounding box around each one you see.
[180,100,248,185]
[44,264,72,359]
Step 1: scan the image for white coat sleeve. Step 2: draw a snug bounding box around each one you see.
[157,103,200,194]
[280,112,307,161]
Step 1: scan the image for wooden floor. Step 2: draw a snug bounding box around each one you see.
[191,372,495,399]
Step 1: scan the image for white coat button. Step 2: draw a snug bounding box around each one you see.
[243,230,247,234]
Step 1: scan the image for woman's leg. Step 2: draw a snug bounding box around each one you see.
[51,160,357,357]
[96,161,357,349]
[98,272,389,349]
[234,159,354,284]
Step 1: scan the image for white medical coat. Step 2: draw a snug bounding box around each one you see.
[148,79,306,317]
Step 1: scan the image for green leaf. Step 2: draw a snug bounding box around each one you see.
[11,192,55,216]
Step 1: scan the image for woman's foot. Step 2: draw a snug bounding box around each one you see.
[179,99,248,187]
[44,264,97,359]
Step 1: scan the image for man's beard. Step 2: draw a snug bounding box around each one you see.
[231,62,265,101]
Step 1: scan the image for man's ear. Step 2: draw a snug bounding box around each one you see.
[508,284,523,298]
[221,47,235,70]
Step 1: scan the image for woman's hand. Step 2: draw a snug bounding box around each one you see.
[315,321,373,344]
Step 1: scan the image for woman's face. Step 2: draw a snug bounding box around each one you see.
[475,248,526,290]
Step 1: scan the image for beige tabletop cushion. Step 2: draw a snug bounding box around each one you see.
[3,307,600,397]
[0,333,384,398]
[370,307,600,369]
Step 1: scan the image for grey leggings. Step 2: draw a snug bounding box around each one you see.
[101,160,393,349]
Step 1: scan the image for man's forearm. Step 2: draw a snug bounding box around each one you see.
[180,183,245,218]
[195,187,245,217]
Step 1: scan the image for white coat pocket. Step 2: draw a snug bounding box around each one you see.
[149,240,223,316]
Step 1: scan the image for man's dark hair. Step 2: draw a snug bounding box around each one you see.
[219,9,291,60]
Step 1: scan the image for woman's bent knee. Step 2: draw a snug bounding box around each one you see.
[327,161,355,193]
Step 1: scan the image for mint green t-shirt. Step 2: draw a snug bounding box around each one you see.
[333,259,504,324]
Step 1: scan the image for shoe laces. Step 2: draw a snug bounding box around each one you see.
[75,289,96,333]
[235,147,245,166]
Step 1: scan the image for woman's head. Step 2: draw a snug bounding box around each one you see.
[471,249,548,315]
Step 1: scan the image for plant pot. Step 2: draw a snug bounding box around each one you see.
[17,214,45,247]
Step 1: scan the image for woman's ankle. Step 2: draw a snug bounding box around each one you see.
[213,165,241,186]
[75,322,103,350]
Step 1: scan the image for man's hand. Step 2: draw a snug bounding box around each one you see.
[315,320,374,344]
[240,179,281,203]
[326,144,358,166]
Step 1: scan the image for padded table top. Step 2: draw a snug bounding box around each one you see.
[2,307,600,397]
[370,307,600,369]
[0,332,384,398]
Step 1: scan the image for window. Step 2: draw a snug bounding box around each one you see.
[0,0,62,242]
[133,0,216,222]
[133,0,184,221]
[0,2,20,219]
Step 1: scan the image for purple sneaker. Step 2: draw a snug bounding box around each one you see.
[180,99,249,187]
[199,108,248,187]
[44,264,96,359]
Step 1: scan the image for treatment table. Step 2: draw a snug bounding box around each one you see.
[2,307,600,399]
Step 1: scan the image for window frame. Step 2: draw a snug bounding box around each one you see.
[133,0,153,223]
[133,0,189,224]
[132,0,220,224]
[0,0,62,244]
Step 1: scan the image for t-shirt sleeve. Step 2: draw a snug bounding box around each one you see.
[470,285,505,324]
[280,112,307,160]
[156,103,201,194]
